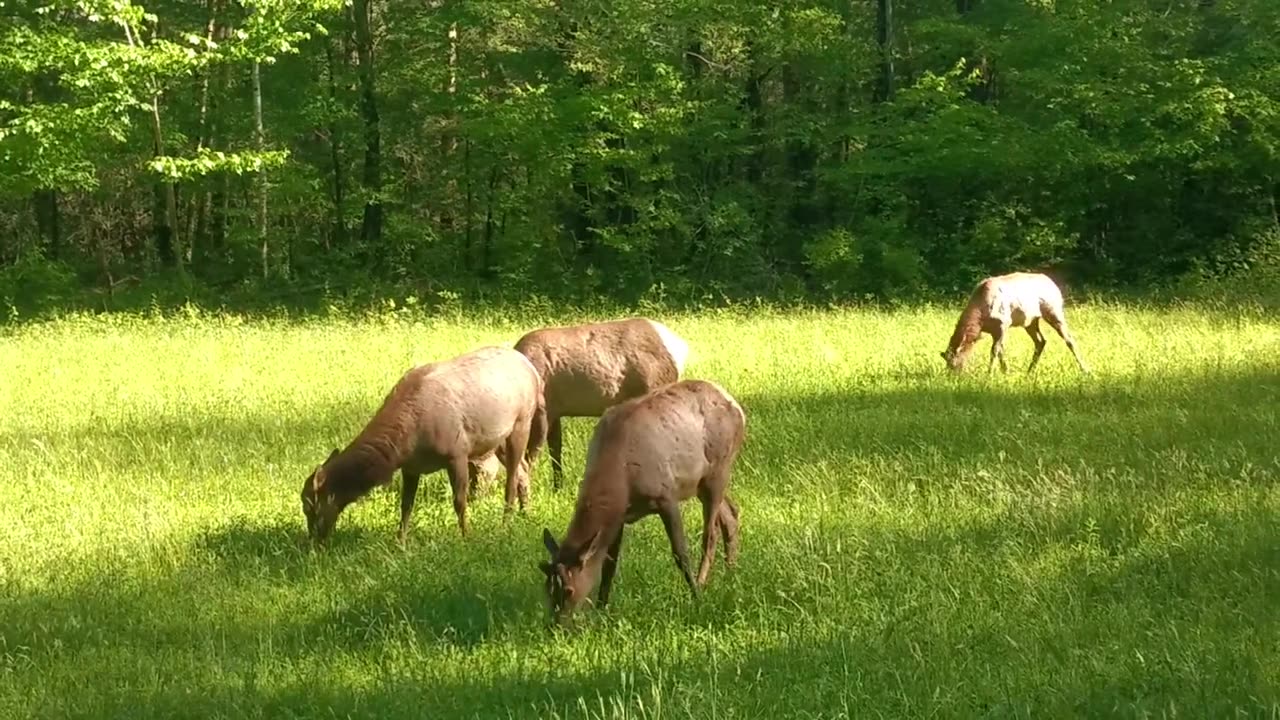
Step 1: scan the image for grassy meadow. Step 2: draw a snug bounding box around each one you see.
[1,302,1278,719]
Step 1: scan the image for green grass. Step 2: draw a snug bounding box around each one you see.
[2,303,1278,719]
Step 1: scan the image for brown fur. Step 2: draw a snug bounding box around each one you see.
[942,272,1089,374]
[514,317,689,489]
[539,379,745,626]
[300,346,547,541]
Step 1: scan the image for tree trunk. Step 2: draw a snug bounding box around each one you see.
[185,0,219,267]
[352,0,383,244]
[149,98,179,269]
[783,64,819,273]
[482,165,499,278]
[324,35,346,250]
[835,0,853,163]
[441,21,459,240]
[875,0,895,103]
[463,138,474,270]
[553,10,596,268]
[27,81,63,260]
[120,16,179,269]
[683,38,711,269]
[740,41,767,186]
[253,58,268,278]
[206,19,230,257]
[33,189,61,259]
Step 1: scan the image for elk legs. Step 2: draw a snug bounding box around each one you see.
[598,528,625,608]
[988,324,1009,373]
[397,470,421,543]
[446,454,472,536]
[502,424,532,516]
[548,415,565,490]
[1025,319,1048,372]
[657,498,698,596]
[719,496,741,566]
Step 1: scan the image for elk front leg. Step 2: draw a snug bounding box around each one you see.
[656,499,697,597]
[988,325,1008,373]
[398,470,421,543]
[598,528,625,608]
[548,415,565,490]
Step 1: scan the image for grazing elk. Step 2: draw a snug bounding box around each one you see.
[941,272,1090,374]
[300,346,546,542]
[539,379,746,626]
[514,317,689,490]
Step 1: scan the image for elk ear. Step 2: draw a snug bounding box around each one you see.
[326,448,339,464]
[538,561,554,577]
[576,529,601,564]
[311,465,327,493]
[542,528,559,557]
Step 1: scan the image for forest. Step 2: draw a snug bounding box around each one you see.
[2,0,1278,311]
[5,3,1280,715]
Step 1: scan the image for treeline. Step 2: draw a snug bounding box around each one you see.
[2,0,1278,310]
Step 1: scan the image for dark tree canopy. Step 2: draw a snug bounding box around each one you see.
[1,0,1278,311]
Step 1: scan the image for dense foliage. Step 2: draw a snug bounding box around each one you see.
[2,0,1278,308]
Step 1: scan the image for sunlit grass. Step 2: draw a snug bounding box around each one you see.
[1,302,1278,718]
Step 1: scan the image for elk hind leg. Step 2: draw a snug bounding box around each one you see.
[502,421,533,515]
[446,455,472,537]
[695,483,725,588]
[718,495,741,567]
[525,399,548,470]
[1046,313,1089,374]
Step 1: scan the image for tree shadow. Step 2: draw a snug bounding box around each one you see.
[719,517,1279,717]
[734,365,1279,487]
[1,398,377,487]
[13,654,659,719]
[0,269,674,327]
[4,356,1277,717]
[189,519,388,581]
[4,471,1275,719]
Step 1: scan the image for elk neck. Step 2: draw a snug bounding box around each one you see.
[323,440,400,503]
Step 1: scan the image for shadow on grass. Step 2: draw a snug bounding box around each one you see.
[735,364,1279,485]
[0,269,692,328]
[6,660,649,719]
[6,361,1274,508]
[190,519,385,578]
[3,484,1276,719]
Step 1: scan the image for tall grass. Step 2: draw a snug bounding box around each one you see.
[1,303,1277,718]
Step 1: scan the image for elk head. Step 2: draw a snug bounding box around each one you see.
[940,346,970,371]
[300,448,340,541]
[539,527,600,626]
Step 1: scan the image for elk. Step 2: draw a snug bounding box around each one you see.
[514,317,689,490]
[300,346,546,542]
[941,271,1089,374]
[539,379,746,626]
